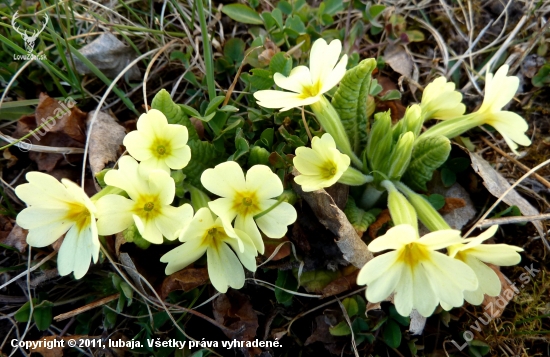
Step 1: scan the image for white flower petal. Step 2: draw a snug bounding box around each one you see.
[367,224,417,252]
[104,156,149,200]
[180,207,215,241]
[155,204,193,241]
[411,266,438,317]
[357,251,399,285]
[245,165,283,200]
[201,161,246,198]
[57,224,95,279]
[148,170,176,206]
[365,260,403,302]
[224,228,257,272]
[255,201,297,240]
[320,54,348,94]
[235,214,263,254]
[95,195,135,235]
[133,214,163,244]
[310,39,341,89]
[468,244,523,266]
[138,156,170,176]
[418,229,462,250]
[136,109,168,139]
[161,239,207,275]
[273,66,312,93]
[393,266,414,317]
[165,146,191,170]
[207,243,245,293]
[123,131,154,161]
[25,220,72,248]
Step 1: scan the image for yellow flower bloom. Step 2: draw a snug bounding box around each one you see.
[96,156,193,244]
[201,161,297,254]
[357,224,478,317]
[447,225,523,305]
[293,134,350,192]
[123,109,191,175]
[421,65,531,155]
[473,64,531,153]
[420,77,466,120]
[253,38,347,111]
[15,172,98,279]
[160,207,257,293]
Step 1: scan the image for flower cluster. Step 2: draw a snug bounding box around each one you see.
[15,108,296,292]
[356,184,523,317]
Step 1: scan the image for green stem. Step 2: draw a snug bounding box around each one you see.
[254,195,286,220]
[393,181,451,231]
[310,96,362,168]
[359,184,384,209]
[338,167,373,186]
[419,113,483,140]
[196,0,216,101]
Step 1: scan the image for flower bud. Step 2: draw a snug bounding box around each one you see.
[338,167,373,186]
[382,180,418,230]
[387,132,414,180]
[366,110,392,172]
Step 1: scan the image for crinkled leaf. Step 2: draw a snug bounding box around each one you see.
[344,197,380,234]
[332,58,377,154]
[269,52,292,76]
[151,89,198,140]
[403,135,451,191]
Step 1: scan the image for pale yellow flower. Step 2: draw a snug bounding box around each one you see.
[420,77,465,120]
[123,109,191,175]
[357,224,478,317]
[421,65,531,155]
[201,161,297,254]
[473,64,531,153]
[15,172,98,279]
[160,207,257,293]
[293,134,350,191]
[253,38,347,111]
[447,225,523,305]
[96,156,193,244]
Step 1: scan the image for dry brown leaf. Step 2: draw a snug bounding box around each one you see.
[72,33,140,80]
[304,315,345,355]
[3,148,18,168]
[321,268,359,298]
[481,265,515,318]
[263,236,291,261]
[86,110,126,188]
[469,152,544,238]
[119,252,147,295]
[12,93,86,172]
[368,209,391,239]
[384,44,413,78]
[292,169,373,268]
[160,267,209,300]
[213,291,259,355]
[2,223,28,253]
[440,197,466,214]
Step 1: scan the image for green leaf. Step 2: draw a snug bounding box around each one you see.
[532,63,550,87]
[269,52,292,76]
[33,300,54,331]
[248,146,270,166]
[402,135,451,191]
[272,8,284,29]
[151,89,199,140]
[378,89,402,101]
[275,270,298,305]
[224,38,245,63]
[342,297,359,317]
[441,167,456,187]
[324,0,345,15]
[285,15,306,36]
[329,321,352,336]
[382,319,402,348]
[278,127,306,148]
[344,197,380,233]
[221,4,263,25]
[446,157,470,173]
[205,96,226,116]
[249,68,275,90]
[14,298,38,322]
[278,1,293,14]
[332,58,377,155]
[183,140,224,189]
[427,194,445,210]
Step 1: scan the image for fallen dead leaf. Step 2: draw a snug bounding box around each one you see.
[481,265,515,318]
[469,152,545,238]
[368,209,391,239]
[160,267,209,300]
[119,252,147,295]
[321,267,359,298]
[72,33,140,81]
[305,315,345,355]
[213,291,260,355]
[440,197,466,214]
[2,223,28,253]
[12,93,86,172]
[292,169,373,268]
[262,237,291,261]
[86,110,126,189]
[429,178,476,230]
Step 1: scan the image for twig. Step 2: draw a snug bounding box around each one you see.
[0,251,57,291]
[54,293,120,321]
[478,213,550,228]
[481,137,550,190]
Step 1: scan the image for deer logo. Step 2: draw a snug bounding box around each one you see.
[11,11,49,54]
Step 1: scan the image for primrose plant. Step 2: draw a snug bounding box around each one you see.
[14,37,528,317]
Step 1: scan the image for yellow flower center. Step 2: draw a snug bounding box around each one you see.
[134,195,161,220]
[201,226,226,250]
[65,202,91,232]
[397,242,432,270]
[233,191,261,217]
[321,163,338,179]
[150,139,171,158]
[143,202,155,211]
[156,145,166,155]
[299,81,322,99]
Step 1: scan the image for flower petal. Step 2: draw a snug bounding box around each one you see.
[155,204,194,241]
[148,170,175,206]
[393,265,414,316]
[255,201,297,240]
[245,165,283,200]
[123,130,154,161]
[411,266,438,317]
[368,224,417,252]
[208,198,238,230]
[138,156,170,176]
[310,39,342,89]
[357,251,399,285]
[136,109,168,138]
[253,90,320,111]
[104,156,149,200]
[273,66,312,93]
[207,243,245,293]
[201,161,246,198]
[468,244,523,266]
[161,239,207,275]
[57,224,95,279]
[224,228,257,272]
[95,195,135,235]
[25,220,72,248]
[133,214,163,244]
[235,214,263,254]
[418,229,462,250]
[165,145,191,170]
[365,259,403,302]
[319,54,348,94]
[482,65,519,112]
[179,207,215,241]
